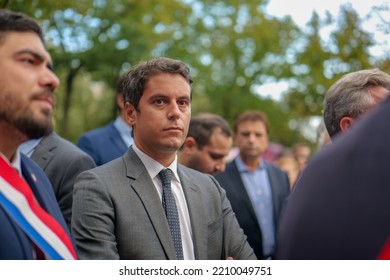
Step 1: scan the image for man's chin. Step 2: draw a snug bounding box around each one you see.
[162,143,182,153]
[16,118,53,140]
[26,127,53,139]
[243,152,261,159]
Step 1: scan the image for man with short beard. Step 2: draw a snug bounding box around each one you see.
[0,9,77,259]
[178,113,233,175]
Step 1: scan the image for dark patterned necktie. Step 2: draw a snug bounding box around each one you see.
[158,169,184,260]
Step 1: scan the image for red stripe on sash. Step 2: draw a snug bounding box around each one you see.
[0,156,77,259]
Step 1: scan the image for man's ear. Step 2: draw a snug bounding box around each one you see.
[340,116,354,132]
[182,137,198,152]
[125,102,136,125]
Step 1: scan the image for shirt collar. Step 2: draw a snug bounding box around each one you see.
[235,156,266,173]
[19,138,42,157]
[1,148,22,174]
[114,116,132,134]
[132,144,180,183]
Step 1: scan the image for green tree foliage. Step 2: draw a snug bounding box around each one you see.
[2,1,388,147]
[284,5,376,119]
[370,2,390,72]
[49,0,195,139]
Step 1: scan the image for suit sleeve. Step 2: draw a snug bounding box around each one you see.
[56,153,96,230]
[71,170,119,259]
[210,176,257,260]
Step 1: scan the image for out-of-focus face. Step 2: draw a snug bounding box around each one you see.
[185,128,232,174]
[0,32,59,139]
[235,120,269,163]
[294,146,311,171]
[276,157,299,189]
[126,73,191,165]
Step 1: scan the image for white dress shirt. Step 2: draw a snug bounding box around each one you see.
[132,144,195,260]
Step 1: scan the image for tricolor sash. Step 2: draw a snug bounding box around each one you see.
[377,237,390,260]
[0,155,77,260]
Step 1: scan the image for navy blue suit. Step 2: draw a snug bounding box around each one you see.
[276,96,390,260]
[77,122,128,166]
[215,159,290,259]
[0,154,74,259]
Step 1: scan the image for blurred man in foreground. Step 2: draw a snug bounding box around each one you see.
[323,68,390,140]
[277,70,390,260]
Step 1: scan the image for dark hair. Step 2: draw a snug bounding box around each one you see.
[187,113,232,149]
[116,72,127,95]
[234,111,269,134]
[0,9,44,45]
[122,57,193,110]
[323,68,390,138]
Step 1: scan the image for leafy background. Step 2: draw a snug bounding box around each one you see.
[2,0,389,151]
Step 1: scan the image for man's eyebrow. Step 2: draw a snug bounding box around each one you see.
[15,49,54,70]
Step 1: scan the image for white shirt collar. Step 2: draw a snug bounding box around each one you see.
[132,144,180,183]
[0,148,22,174]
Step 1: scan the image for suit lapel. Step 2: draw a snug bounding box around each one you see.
[20,156,53,215]
[30,134,55,171]
[228,161,259,225]
[123,148,177,260]
[178,166,208,260]
[264,164,280,227]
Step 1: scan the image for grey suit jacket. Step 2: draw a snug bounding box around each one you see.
[72,147,256,260]
[215,159,290,259]
[31,133,96,229]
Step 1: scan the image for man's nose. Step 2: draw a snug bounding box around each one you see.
[39,68,60,93]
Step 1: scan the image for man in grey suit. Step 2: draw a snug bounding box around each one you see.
[72,57,256,260]
[20,132,96,229]
[215,111,290,260]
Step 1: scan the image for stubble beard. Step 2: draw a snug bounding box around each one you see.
[0,107,53,139]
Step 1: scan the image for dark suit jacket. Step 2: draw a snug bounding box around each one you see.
[215,159,290,259]
[30,133,96,229]
[77,121,128,166]
[0,154,74,259]
[72,147,256,260]
[276,96,390,260]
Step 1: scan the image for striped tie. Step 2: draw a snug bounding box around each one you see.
[158,169,184,260]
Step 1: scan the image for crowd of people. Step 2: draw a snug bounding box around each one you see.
[1,9,390,260]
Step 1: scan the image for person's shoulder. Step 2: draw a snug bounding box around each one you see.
[85,155,124,175]
[214,160,237,180]
[179,164,208,178]
[21,153,43,172]
[225,159,236,169]
[78,121,116,139]
[44,134,96,164]
[178,164,217,184]
[178,165,223,196]
[54,134,88,153]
